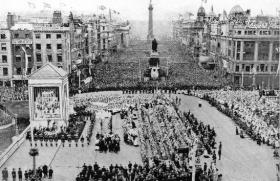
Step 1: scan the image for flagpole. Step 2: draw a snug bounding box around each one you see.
[275,10,280,177]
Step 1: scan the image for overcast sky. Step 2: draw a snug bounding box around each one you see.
[0,0,279,20]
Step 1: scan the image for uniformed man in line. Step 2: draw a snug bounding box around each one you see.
[2,167,8,181]
[12,168,16,181]
[18,168,23,181]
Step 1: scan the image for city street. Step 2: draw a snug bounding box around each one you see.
[177,94,277,181]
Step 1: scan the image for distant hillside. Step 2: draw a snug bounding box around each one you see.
[129,20,173,40]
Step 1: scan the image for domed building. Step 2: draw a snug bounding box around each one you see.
[228,5,245,18]
[197,6,206,17]
[197,6,206,21]
[208,5,216,17]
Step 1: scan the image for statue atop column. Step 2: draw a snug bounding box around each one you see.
[152,38,158,52]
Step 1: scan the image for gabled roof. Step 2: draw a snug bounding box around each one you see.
[29,63,67,79]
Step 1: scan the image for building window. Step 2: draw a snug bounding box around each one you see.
[36,44,41,50]
[14,33,19,38]
[258,41,269,61]
[57,54,62,62]
[260,64,265,72]
[57,44,62,50]
[0,34,6,39]
[273,42,280,60]
[15,45,20,51]
[37,66,41,69]
[16,68,21,75]
[1,43,6,51]
[46,44,52,50]
[56,34,61,39]
[243,41,255,61]
[3,68,8,76]
[35,34,40,39]
[27,68,32,74]
[16,56,21,62]
[25,34,29,38]
[47,55,52,62]
[36,53,42,62]
[28,56,32,62]
[58,66,63,68]
[2,55,7,63]
[46,34,51,39]
[235,65,239,72]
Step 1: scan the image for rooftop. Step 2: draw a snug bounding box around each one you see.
[29,63,67,80]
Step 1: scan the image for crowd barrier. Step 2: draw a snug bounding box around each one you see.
[0,125,31,168]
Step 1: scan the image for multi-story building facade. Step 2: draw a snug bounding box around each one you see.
[68,12,89,68]
[210,6,280,89]
[10,23,34,86]
[173,5,280,89]
[33,23,71,73]
[0,29,12,86]
[0,11,130,86]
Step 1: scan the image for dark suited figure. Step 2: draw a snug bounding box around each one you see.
[49,167,53,179]
[12,168,16,181]
[2,167,8,181]
[152,38,158,52]
[218,142,222,160]
[18,168,23,181]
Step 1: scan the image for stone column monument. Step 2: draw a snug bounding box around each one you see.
[147,0,154,41]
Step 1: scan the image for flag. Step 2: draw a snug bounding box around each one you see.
[276,47,280,74]
[241,71,244,88]
[277,60,280,75]
[99,5,106,10]
[43,2,51,9]
[21,47,28,76]
[27,2,36,8]
[188,12,194,17]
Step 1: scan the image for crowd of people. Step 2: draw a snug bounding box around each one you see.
[0,86,28,103]
[0,109,13,127]
[190,89,279,148]
[123,112,139,146]
[72,91,222,180]
[2,165,53,181]
[70,41,229,94]
[95,133,121,153]
[138,95,221,180]
[26,112,94,147]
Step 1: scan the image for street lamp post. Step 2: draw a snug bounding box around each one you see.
[29,148,39,178]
